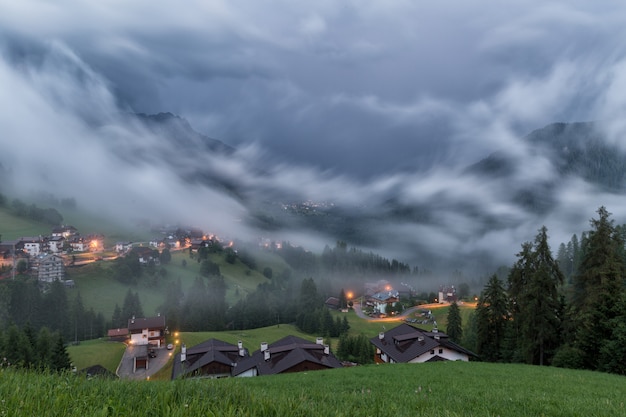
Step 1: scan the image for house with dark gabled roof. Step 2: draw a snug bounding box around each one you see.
[128,315,166,347]
[370,323,477,364]
[171,339,249,379]
[232,335,343,377]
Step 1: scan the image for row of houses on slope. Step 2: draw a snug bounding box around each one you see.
[106,315,476,379]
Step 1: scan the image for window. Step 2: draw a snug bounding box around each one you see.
[430,350,434,355]
[438,349,443,354]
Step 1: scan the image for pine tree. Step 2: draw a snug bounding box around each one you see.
[571,207,625,370]
[446,302,463,343]
[476,274,508,362]
[526,226,564,365]
[50,333,72,372]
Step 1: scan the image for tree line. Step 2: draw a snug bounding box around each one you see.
[465,207,626,375]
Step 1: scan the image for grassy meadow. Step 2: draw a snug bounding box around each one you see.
[0,209,51,240]
[2,361,624,416]
[65,248,286,320]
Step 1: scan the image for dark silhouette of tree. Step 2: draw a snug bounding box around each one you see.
[508,227,564,365]
[476,274,508,362]
[446,302,463,343]
[570,207,625,370]
[159,248,171,265]
[50,333,71,372]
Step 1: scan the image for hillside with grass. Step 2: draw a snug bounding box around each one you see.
[2,361,624,416]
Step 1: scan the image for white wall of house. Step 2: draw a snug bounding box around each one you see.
[131,330,149,346]
[24,243,40,256]
[48,239,64,253]
[130,329,162,347]
[408,347,469,363]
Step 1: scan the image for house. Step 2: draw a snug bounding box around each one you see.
[438,285,458,304]
[34,254,65,282]
[171,339,249,379]
[115,242,133,252]
[325,296,340,310]
[128,315,166,347]
[19,236,43,257]
[132,247,160,265]
[367,290,399,314]
[149,238,163,249]
[107,328,129,342]
[47,236,65,253]
[370,323,476,364]
[69,237,87,252]
[51,225,78,239]
[232,335,343,377]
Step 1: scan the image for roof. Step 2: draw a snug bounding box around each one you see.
[172,338,248,379]
[127,316,166,331]
[232,335,342,376]
[370,323,477,363]
[79,364,117,379]
[107,328,129,337]
[369,290,399,302]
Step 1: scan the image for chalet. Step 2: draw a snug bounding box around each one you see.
[128,315,166,347]
[0,242,14,261]
[367,290,399,313]
[438,285,458,304]
[115,242,133,252]
[190,238,221,252]
[171,339,249,379]
[232,336,342,377]
[132,247,160,265]
[107,328,129,342]
[51,225,78,238]
[370,323,476,364]
[47,236,65,253]
[325,296,340,310]
[19,236,43,257]
[34,254,65,282]
[149,238,163,249]
[69,237,87,252]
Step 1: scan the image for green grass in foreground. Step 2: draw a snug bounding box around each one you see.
[1,362,624,416]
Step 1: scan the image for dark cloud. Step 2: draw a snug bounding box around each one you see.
[2,1,626,277]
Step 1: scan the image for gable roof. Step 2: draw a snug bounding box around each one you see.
[127,316,166,331]
[107,328,129,338]
[370,323,476,363]
[233,335,342,376]
[172,338,248,379]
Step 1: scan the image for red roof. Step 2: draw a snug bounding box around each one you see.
[107,328,129,337]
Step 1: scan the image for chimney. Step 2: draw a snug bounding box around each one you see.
[432,328,438,333]
[418,336,424,342]
[264,349,271,361]
[316,337,324,345]
[260,342,268,352]
[379,332,384,340]
[238,340,245,357]
[324,345,330,355]
[181,344,187,362]
[434,335,440,340]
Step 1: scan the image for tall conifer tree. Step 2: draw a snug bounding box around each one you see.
[571,207,625,370]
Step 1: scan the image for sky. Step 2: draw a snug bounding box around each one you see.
[2,1,626,277]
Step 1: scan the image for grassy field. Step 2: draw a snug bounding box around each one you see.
[65,248,289,319]
[2,361,624,416]
[66,339,127,373]
[0,208,51,240]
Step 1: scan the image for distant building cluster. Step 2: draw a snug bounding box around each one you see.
[0,225,103,285]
